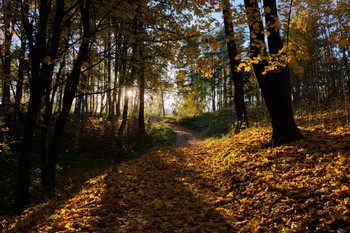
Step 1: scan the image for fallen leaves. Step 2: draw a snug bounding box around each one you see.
[2,107,350,232]
[205,108,350,232]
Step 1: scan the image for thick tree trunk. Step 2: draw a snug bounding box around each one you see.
[16,0,59,206]
[118,89,129,137]
[244,0,302,146]
[40,58,65,187]
[116,45,126,118]
[222,0,248,131]
[45,0,92,187]
[16,86,43,206]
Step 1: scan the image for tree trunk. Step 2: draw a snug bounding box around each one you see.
[222,0,248,131]
[40,56,66,187]
[14,35,26,144]
[2,0,13,126]
[45,0,92,187]
[16,0,65,206]
[138,70,145,133]
[161,87,165,117]
[117,45,127,118]
[223,67,227,108]
[244,0,302,146]
[212,77,216,111]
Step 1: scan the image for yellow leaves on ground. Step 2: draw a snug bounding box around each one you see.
[205,107,350,232]
[2,107,350,232]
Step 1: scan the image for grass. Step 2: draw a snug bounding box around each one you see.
[162,116,178,124]
[146,122,176,147]
[165,109,236,138]
[176,112,211,131]
[204,109,236,138]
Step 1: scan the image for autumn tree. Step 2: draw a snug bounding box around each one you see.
[222,0,247,131]
[243,0,302,146]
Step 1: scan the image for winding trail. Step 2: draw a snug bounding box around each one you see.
[166,114,212,148]
[19,117,236,232]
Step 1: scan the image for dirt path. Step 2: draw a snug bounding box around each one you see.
[165,114,212,148]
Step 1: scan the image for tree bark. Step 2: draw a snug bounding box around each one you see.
[2,0,13,127]
[45,0,92,188]
[222,0,248,131]
[223,67,227,108]
[244,0,302,146]
[14,33,26,144]
[212,76,216,111]
[40,56,65,187]
[138,69,146,132]
[16,0,62,206]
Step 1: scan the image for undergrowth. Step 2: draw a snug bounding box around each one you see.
[204,109,235,138]
[0,116,176,218]
[146,122,176,147]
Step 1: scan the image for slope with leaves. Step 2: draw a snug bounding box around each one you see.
[205,106,350,232]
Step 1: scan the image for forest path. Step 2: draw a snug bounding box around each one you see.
[31,117,238,232]
[165,113,212,148]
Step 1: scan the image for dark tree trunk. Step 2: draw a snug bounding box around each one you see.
[40,56,65,187]
[44,0,92,188]
[139,71,145,133]
[14,35,26,144]
[223,67,227,108]
[244,0,302,147]
[118,89,129,137]
[107,31,113,119]
[2,0,12,126]
[116,46,125,119]
[212,77,216,111]
[16,0,58,206]
[222,0,248,131]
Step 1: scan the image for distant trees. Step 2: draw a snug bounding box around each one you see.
[288,0,350,107]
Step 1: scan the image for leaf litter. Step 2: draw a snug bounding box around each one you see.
[2,108,350,232]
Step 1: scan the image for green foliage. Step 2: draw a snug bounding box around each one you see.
[177,112,210,131]
[177,73,209,115]
[146,122,176,147]
[205,109,235,138]
[162,116,178,124]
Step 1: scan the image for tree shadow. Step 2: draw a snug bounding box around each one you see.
[0,153,122,233]
[27,146,236,232]
[88,146,235,232]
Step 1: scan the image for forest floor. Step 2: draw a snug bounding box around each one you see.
[2,108,350,232]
